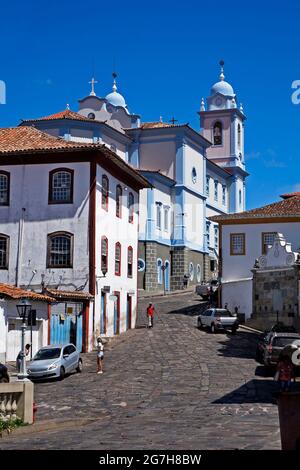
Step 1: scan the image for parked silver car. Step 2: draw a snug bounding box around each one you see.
[197,308,239,334]
[27,344,82,380]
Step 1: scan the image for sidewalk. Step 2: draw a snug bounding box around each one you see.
[138,287,194,299]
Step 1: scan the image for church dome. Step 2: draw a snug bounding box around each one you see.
[211,80,235,97]
[210,60,235,97]
[105,74,127,108]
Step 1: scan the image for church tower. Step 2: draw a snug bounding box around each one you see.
[199,61,248,213]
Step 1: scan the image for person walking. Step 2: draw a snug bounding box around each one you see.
[96,337,104,374]
[16,343,31,373]
[147,303,155,328]
[276,355,294,392]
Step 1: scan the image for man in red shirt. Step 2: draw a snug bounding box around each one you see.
[147,303,155,328]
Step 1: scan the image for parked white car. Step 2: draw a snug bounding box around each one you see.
[27,344,82,380]
[197,308,239,334]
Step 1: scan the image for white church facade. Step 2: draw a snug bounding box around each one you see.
[19,61,248,295]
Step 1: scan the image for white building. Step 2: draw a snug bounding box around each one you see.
[211,192,300,319]
[0,126,150,350]
[0,283,52,363]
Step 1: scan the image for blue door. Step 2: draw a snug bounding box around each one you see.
[101,292,106,335]
[50,302,83,351]
[165,260,170,291]
[113,293,120,335]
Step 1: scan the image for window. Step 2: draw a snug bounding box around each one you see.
[210,260,216,271]
[239,189,242,206]
[222,186,226,205]
[157,259,162,284]
[138,258,145,272]
[213,122,222,145]
[47,232,73,267]
[101,175,109,211]
[164,207,169,231]
[262,232,276,254]
[49,169,73,204]
[115,242,121,275]
[206,176,210,196]
[214,226,218,248]
[127,246,133,278]
[230,233,246,256]
[189,262,194,281]
[116,185,122,218]
[156,203,162,230]
[196,264,201,283]
[0,234,9,269]
[192,167,197,184]
[206,222,210,246]
[237,123,241,148]
[128,192,134,223]
[101,237,108,274]
[0,171,9,206]
[214,181,218,201]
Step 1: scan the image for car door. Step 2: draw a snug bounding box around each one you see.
[203,310,211,327]
[62,345,73,373]
[68,344,78,371]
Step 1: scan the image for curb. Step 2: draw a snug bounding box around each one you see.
[0,416,108,439]
[240,324,263,334]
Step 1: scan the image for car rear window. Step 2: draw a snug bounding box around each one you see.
[272,337,300,347]
[214,310,233,317]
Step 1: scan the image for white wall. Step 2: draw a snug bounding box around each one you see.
[222,278,253,319]
[184,192,204,246]
[139,139,176,179]
[184,143,204,193]
[0,162,90,290]
[222,221,300,281]
[95,166,139,337]
[0,299,49,362]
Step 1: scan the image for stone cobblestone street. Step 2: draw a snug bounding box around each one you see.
[0,293,286,449]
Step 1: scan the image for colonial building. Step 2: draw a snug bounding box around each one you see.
[18,61,248,295]
[211,192,300,321]
[0,126,150,349]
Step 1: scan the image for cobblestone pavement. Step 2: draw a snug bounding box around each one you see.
[0,293,289,449]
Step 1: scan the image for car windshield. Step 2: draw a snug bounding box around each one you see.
[34,348,61,360]
[272,337,300,347]
[215,309,233,317]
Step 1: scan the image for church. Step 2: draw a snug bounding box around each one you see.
[19,61,248,294]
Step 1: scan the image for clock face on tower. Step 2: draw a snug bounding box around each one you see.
[215,97,222,107]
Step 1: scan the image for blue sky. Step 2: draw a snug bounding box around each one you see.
[0,0,299,209]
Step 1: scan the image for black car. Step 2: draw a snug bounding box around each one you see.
[0,363,9,383]
[255,323,297,363]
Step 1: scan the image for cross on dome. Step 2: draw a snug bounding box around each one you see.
[89,77,98,96]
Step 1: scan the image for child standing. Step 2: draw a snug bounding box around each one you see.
[96,337,104,374]
[276,355,294,392]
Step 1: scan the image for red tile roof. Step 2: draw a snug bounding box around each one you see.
[0,126,151,190]
[280,192,300,199]
[0,283,53,301]
[210,195,300,222]
[0,126,91,154]
[45,289,93,300]
[21,109,97,123]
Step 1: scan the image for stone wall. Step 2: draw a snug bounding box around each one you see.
[250,264,300,331]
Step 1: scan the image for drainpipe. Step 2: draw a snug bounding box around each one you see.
[16,207,26,287]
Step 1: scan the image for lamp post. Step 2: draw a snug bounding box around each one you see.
[16,298,32,380]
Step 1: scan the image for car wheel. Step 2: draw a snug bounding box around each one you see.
[59,366,65,381]
[76,359,83,373]
[211,323,216,334]
[231,326,237,335]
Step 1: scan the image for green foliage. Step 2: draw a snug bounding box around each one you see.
[0,417,25,437]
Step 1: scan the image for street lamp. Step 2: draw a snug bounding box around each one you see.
[16,298,31,380]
